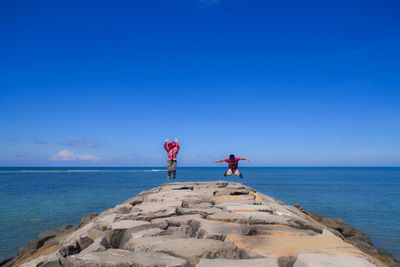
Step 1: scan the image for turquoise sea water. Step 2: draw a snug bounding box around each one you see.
[0,167,399,261]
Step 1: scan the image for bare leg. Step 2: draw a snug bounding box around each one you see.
[173,170,176,179]
[167,171,171,180]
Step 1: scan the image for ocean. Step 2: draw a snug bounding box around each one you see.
[0,167,399,261]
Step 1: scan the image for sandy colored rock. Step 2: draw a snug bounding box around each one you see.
[109,220,149,247]
[151,214,202,224]
[94,213,117,227]
[216,203,273,213]
[20,252,61,267]
[293,253,376,267]
[207,211,247,224]
[64,249,189,267]
[178,207,222,216]
[211,195,255,205]
[197,257,280,267]
[189,218,247,240]
[225,232,366,258]
[130,237,239,265]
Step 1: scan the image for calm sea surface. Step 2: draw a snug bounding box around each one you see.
[0,167,399,260]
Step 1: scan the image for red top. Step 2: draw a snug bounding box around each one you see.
[164,141,180,161]
[224,158,241,170]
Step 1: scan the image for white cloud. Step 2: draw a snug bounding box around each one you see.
[51,149,100,161]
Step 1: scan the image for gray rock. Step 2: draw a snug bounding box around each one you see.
[119,235,180,251]
[234,212,293,225]
[119,224,164,249]
[94,213,117,226]
[151,214,202,225]
[20,252,61,267]
[177,207,222,217]
[64,249,189,267]
[197,258,279,267]
[207,211,247,224]
[160,220,169,230]
[59,223,102,257]
[109,220,150,247]
[188,218,247,240]
[113,203,132,214]
[129,237,239,266]
[293,253,377,267]
[122,195,144,206]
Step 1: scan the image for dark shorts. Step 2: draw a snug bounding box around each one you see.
[167,160,177,171]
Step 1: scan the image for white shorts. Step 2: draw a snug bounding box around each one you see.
[225,169,241,176]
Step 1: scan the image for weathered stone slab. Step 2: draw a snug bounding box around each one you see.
[226,232,364,258]
[159,225,191,238]
[80,229,109,253]
[122,195,144,206]
[189,218,247,240]
[177,207,222,216]
[293,253,376,267]
[109,220,149,248]
[216,203,273,213]
[119,235,183,251]
[253,192,285,205]
[234,212,293,225]
[151,214,202,224]
[119,224,165,249]
[207,211,247,224]
[119,207,178,221]
[112,203,132,214]
[20,252,61,267]
[211,195,255,205]
[245,224,318,236]
[214,188,254,196]
[94,213,117,226]
[132,200,183,212]
[59,222,100,257]
[64,249,189,267]
[130,237,239,265]
[197,257,280,267]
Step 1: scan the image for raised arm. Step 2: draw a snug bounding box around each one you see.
[175,138,180,151]
[164,139,169,151]
[214,159,225,163]
[239,157,250,162]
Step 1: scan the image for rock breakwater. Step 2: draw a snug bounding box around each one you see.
[4,181,399,267]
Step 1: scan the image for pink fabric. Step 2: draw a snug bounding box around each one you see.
[164,140,180,160]
[224,158,241,170]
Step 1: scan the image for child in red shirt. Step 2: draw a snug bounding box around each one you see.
[164,138,180,180]
[214,154,250,178]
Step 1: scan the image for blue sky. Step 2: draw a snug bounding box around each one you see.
[1,0,399,167]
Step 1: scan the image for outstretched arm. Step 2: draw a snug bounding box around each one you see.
[240,157,250,162]
[164,139,169,151]
[175,138,180,151]
[214,159,225,163]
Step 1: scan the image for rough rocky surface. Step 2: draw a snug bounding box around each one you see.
[6,181,399,267]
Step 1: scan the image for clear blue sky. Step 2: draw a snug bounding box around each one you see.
[1,0,399,167]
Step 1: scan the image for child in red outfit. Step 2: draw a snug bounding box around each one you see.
[164,138,180,180]
[214,154,250,178]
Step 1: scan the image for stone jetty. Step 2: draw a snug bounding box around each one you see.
[5,181,399,267]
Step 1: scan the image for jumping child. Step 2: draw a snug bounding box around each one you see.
[164,138,180,180]
[214,154,250,178]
